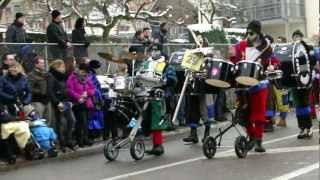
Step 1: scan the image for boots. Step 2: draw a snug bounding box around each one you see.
[145,144,164,156]
[201,126,211,143]
[297,129,306,139]
[254,139,266,153]
[276,117,287,127]
[247,136,255,151]
[183,128,199,144]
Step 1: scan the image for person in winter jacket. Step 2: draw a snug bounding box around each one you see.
[0,53,16,76]
[28,56,49,119]
[83,58,104,140]
[46,10,71,61]
[47,60,76,151]
[67,63,95,147]
[0,76,31,164]
[72,18,90,61]
[5,12,32,59]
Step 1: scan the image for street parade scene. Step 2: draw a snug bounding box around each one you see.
[0,0,319,180]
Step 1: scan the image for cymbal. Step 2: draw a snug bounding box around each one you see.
[98,52,126,64]
[98,52,147,64]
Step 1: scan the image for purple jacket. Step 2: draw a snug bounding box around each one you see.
[66,72,95,109]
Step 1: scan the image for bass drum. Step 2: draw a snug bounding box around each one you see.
[274,42,311,88]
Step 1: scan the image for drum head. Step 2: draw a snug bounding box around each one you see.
[236,76,260,86]
[205,79,231,88]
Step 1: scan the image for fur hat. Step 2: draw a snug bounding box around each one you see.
[247,20,262,34]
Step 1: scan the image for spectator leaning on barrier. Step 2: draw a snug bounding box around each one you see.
[46,10,71,61]
[47,60,76,152]
[67,63,95,147]
[5,12,32,59]
[0,53,16,76]
[5,62,32,107]
[72,18,90,61]
[28,56,49,119]
[0,76,31,164]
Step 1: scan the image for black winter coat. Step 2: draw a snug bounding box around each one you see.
[72,28,89,60]
[47,69,70,106]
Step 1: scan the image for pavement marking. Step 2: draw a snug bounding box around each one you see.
[102,129,319,180]
[270,162,319,180]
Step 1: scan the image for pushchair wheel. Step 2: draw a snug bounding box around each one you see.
[104,140,120,161]
[234,136,248,158]
[202,136,217,159]
[130,139,145,161]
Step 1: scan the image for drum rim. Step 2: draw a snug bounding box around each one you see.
[207,58,235,65]
[235,76,260,86]
[236,60,262,67]
[205,79,231,88]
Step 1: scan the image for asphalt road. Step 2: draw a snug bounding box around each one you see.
[0,112,319,180]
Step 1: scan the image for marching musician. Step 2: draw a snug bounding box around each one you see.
[183,34,212,144]
[290,30,314,139]
[229,20,279,152]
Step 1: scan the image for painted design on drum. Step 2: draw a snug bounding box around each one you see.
[211,67,220,76]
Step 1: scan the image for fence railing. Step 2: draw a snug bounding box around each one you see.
[0,42,235,74]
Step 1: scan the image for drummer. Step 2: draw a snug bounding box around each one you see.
[183,33,212,144]
[290,30,314,139]
[229,20,279,152]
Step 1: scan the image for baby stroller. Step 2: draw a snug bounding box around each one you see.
[23,105,58,160]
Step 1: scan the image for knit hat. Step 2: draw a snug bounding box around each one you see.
[89,60,101,69]
[247,20,262,34]
[292,30,304,38]
[15,12,25,19]
[78,63,89,72]
[51,10,61,19]
[23,105,35,117]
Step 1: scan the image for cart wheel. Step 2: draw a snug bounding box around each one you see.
[235,136,248,159]
[104,140,119,161]
[202,136,217,159]
[130,139,145,161]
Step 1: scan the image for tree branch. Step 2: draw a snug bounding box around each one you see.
[0,0,11,9]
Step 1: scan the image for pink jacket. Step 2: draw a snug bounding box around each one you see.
[66,72,95,109]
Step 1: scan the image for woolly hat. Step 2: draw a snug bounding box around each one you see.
[89,60,101,69]
[247,20,262,34]
[292,30,304,38]
[51,10,61,19]
[15,12,25,19]
[23,105,35,117]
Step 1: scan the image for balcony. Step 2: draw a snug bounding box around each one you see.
[241,2,282,21]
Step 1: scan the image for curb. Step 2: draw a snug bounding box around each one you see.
[0,121,229,171]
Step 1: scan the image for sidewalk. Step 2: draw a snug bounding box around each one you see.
[0,122,229,171]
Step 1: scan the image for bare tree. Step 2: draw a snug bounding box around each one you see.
[0,0,11,20]
[35,0,172,42]
[198,0,237,26]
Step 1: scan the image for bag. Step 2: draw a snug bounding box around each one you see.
[181,50,205,72]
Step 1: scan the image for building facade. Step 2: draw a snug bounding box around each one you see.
[226,0,319,41]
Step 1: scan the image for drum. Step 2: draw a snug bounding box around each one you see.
[114,97,138,127]
[205,58,235,88]
[265,70,283,89]
[273,42,311,88]
[113,76,133,94]
[234,60,263,86]
[96,75,114,90]
[188,74,219,95]
[169,50,186,93]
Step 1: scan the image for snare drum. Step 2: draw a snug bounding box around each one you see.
[234,60,263,86]
[265,70,283,89]
[205,58,234,88]
[113,76,133,93]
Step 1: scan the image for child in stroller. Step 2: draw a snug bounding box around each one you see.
[23,105,58,159]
